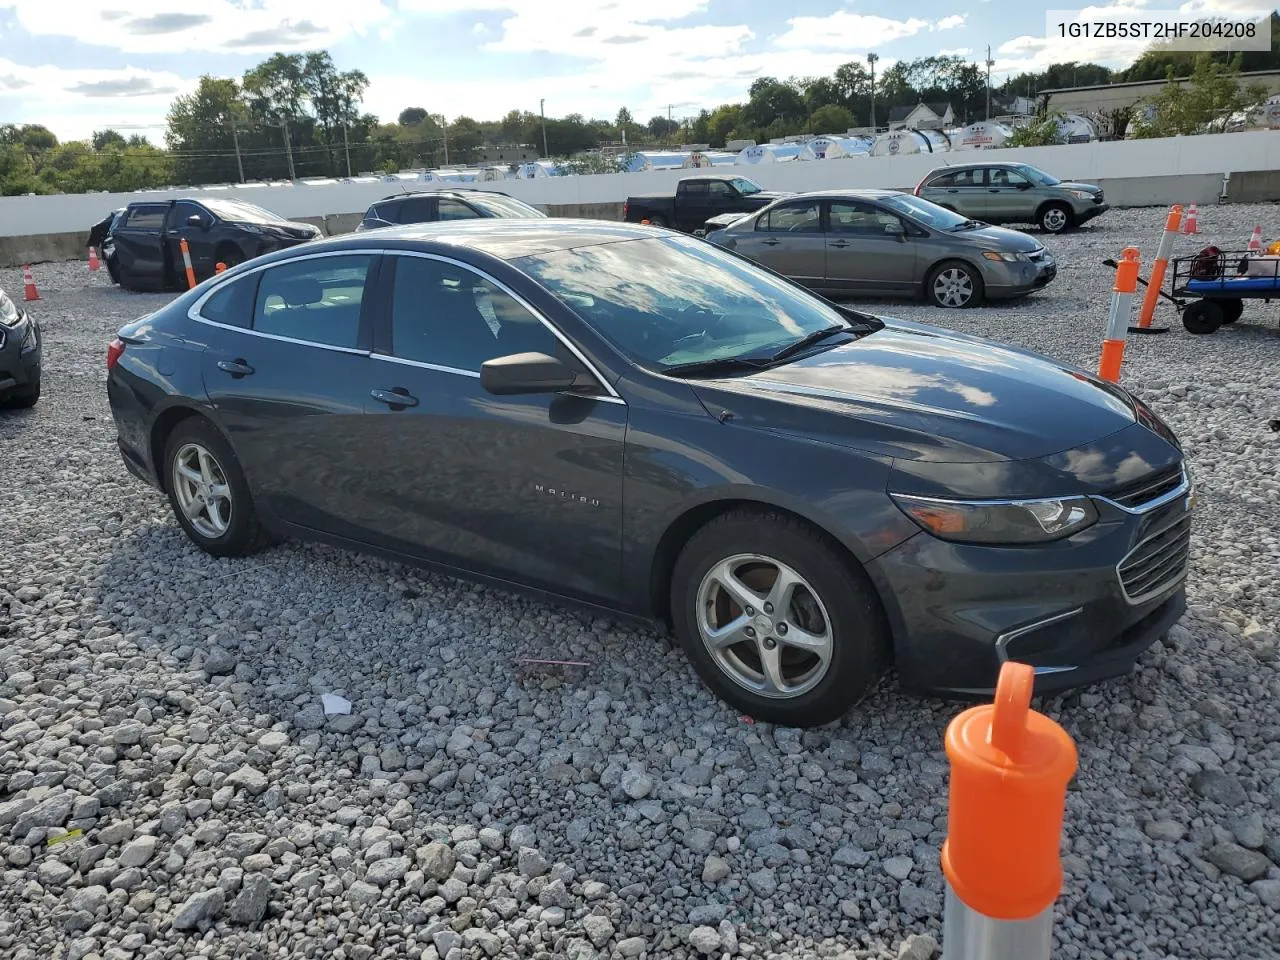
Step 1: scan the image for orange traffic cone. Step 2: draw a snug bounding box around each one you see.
[1248,224,1263,252]
[88,246,100,271]
[1182,203,1198,234]
[22,264,40,301]
[215,262,227,274]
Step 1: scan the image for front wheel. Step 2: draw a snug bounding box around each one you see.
[2,374,39,409]
[927,260,985,308]
[163,417,274,557]
[669,509,889,727]
[1039,203,1072,233]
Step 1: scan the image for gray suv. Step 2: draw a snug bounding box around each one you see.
[914,161,1108,234]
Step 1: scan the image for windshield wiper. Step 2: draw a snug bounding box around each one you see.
[949,219,985,231]
[767,324,854,363]
[661,356,773,378]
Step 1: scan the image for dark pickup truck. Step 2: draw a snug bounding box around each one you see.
[623,174,791,233]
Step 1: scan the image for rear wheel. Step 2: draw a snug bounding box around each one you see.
[1218,298,1244,324]
[927,260,985,308]
[162,417,274,557]
[1182,300,1223,335]
[669,509,889,727]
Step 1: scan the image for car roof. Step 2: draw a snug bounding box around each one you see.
[276,217,672,262]
[926,160,1024,171]
[777,188,905,200]
[377,188,514,202]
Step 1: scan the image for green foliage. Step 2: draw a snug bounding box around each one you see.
[1005,115,1066,147]
[808,104,855,134]
[1130,54,1266,137]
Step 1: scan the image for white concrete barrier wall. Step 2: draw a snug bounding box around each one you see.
[2,129,1276,238]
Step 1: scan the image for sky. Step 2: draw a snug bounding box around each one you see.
[0,0,1272,144]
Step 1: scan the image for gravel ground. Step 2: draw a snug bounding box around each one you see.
[2,202,1279,960]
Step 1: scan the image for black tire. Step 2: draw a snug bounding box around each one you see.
[162,416,274,557]
[1182,300,1223,335]
[2,374,39,409]
[1038,202,1073,233]
[926,259,985,308]
[215,244,245,269]
[1218,298,1244,324]
[669,508,889,727]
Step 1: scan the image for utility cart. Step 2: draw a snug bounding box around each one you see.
[1168,247,1280,334]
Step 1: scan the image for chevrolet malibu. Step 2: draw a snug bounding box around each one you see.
[105,219,1192,727]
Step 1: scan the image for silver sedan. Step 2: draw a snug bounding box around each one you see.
[703,188,1057,308]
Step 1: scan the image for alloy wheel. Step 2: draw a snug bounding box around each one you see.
[1042,207,1068,232]
[695,553,835,699]
[172,442,233,539]
[933,267,974,307]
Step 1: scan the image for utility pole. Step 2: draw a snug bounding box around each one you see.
[230,115,245,183]
[280,117,296,181]
[539,99,548,158]
[986,45,994,120]
[342,121,352,177]
[868,53,879,131]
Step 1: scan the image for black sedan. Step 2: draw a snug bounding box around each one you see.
[105,219,1193,726]
[0,283,41,407]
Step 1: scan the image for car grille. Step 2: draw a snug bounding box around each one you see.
[1117,513,1191,604]
[1102,464,1184,509]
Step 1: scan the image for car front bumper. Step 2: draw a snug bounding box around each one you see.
[982,253,1058,297]
[0,315,41,398]
[869,469,1193,698]
[1074,201,1110,223]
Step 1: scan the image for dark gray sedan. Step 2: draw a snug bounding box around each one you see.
[705,188,1057,308]
[106,219,1189,727]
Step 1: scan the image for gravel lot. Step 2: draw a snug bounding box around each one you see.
[2,202,1279,960]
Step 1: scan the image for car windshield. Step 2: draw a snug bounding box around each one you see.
[515,234,866,371]
[731,177,763,195]
[203,199,290,223]
[878,193,970,230]
[470,194,547,218]
[1016,164,1061,186]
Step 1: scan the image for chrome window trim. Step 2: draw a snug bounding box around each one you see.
[382,250,625,404]
[371,353,480,379]
[993,607,1083,665]
[1091,467,1190,515]
[186,248,383,354]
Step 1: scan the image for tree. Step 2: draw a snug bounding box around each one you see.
[808,104,855,134]
[743,77,807,129]
[398,107,428,126]
[448,116,485,164]
[1131,55,1267,137]
[647,115,680,140]
[1005,114,1065,147]
[92,129,126,151]
[165,75,248,185]
[616,107,633,127]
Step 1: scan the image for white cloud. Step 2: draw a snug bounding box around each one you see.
[472,21,488,34]
[0,56,191,140]
[939,47,973,57]
[935,14,968,30]
[0,0,395,54]
[774,12,931,50]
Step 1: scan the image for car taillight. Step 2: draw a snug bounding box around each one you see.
[107,337,125,370]
[623,200,629,218]
[912,175,927,196]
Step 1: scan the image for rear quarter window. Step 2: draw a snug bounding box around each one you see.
[197,275,259,329]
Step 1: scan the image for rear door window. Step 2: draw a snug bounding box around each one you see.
[395,197,436,223]
[123,205,167,230]
[252,255,374,349]
[437,198,481,221]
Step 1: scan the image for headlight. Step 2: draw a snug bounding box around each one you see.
[891,492,1099,544]
[0,288,19,325]
[1069,190,1094,200]
[981,250,1024,263]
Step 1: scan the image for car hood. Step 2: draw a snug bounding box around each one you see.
[943,223,1043,252]
[684,319,1140,464]
[1056,180,1101,194]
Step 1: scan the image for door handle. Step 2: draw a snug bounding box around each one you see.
[761,238,780,246]
[371,387,418,409]
[988,189,1001,193]
[829,240,850,248]
[216,359,254,377]
[947,189,959,193]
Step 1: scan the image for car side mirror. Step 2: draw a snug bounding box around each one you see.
[884,221,906,240]
[480,351,581,396]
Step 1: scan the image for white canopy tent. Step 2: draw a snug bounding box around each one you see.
[950,122,1013,150]
[740,143,802,163]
